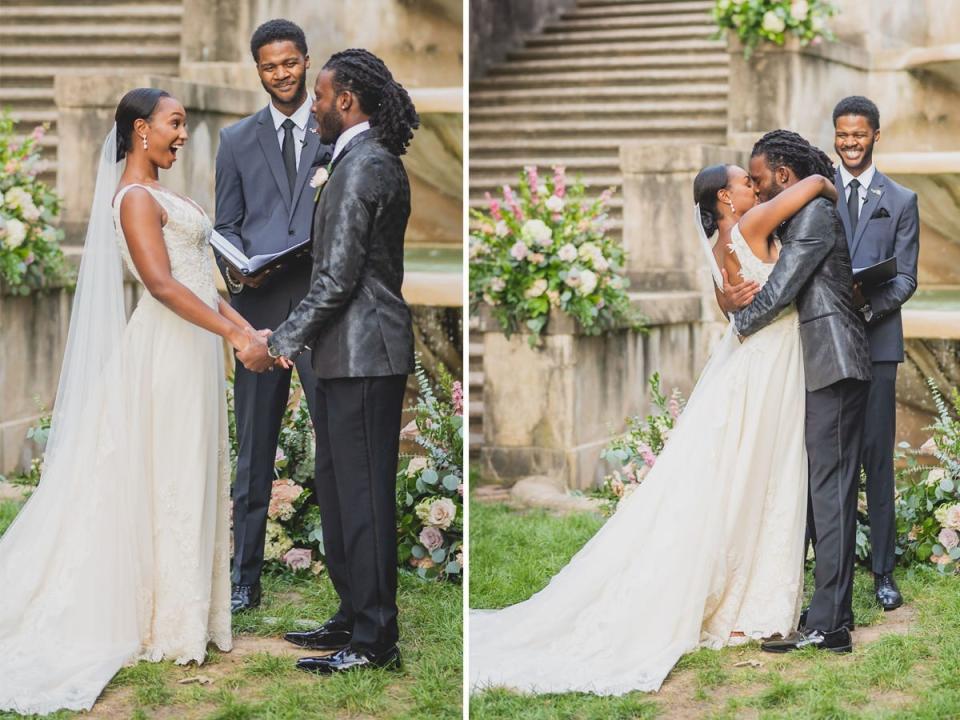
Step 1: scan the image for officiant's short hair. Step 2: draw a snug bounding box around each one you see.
[832,96,880,131]
[250,19,308,63]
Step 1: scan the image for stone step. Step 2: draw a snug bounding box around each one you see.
[8,109,58,130]
[0,24,182,45]
[508,38,723,60]
[0,44,181,64]
[469,157,625,182]
[470,99,727,122]
[469,401,484,418]
[469,371,484,388]
[0,87,55,111]
[523,24,717,46]
[470,82,726,106]
[469,137,629,159]
[474,66,729,90]
[546,11,711,32]
[0,66,177,88]
[470,117,727,140]
[0,4,182,22]
[485,52,729,75]
[562,0,714,18]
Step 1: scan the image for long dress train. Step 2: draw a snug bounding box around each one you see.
[470,226,808,695]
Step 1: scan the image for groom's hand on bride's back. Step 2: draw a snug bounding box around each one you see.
[717,269,760,315]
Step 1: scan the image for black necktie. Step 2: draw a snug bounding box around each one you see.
[847,178,860,236]
[281,118,297,194]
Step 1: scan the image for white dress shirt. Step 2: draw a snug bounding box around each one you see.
[838,162,876,218]
[332,121,371,163]
[269,96,312,169]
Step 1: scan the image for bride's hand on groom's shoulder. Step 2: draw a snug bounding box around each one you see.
[720,269,759,314]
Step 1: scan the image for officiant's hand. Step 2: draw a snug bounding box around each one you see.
[228,267,265,289]
[719,269,760,313]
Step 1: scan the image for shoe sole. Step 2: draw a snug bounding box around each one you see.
[880,600,904,611]
[285,639,348,651]
[762,644,853,654]
[297,660,402,675]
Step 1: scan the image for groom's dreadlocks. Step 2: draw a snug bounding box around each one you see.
[752,129,834,179]
[324,49,420,157]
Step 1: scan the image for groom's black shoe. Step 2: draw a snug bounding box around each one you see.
[762,627,852,654]
[296,645,402,674]
[231,583,261,613]
[874,573,903,611]
[284,619,352,651]
[798,607,854,632]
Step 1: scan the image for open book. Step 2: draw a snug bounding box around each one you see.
[210,231,311,279]
[852,256,897,290]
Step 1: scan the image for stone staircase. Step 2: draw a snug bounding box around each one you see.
[469,0,729,453]
[0,1,183,193]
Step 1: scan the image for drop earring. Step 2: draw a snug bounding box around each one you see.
[728,200,736,215]
[141,135,148,150]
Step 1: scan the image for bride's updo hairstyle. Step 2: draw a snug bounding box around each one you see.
[693,164,731,237]
[114,88,171,162]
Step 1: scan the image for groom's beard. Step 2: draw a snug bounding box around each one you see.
[318,106,345,146]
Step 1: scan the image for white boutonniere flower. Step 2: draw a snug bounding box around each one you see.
[311,163,332,202]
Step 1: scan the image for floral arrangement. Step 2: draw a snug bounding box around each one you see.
[596,373,686,509]
[0,112,72,294]
[396,362,464,581]
[712,0,838,58]
[892,381,960,574]
[469,165,643,346]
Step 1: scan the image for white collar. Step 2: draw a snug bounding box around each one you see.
[839,162,876,191]
[332,121,371,162]
[269,96,312,132]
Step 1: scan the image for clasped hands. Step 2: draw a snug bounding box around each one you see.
[236,327,294,373]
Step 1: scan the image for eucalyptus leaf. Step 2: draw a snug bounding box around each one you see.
[940,477,954,493]
[442,475,460,492]
[446,560,461,575]
[421,469,439,485]
[431,548,447,563]
[411,544,426,559]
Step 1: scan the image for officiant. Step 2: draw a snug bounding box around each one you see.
[832,96,919,611]
[214,19,332,613]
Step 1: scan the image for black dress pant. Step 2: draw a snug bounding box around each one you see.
[232,352,319,585]
[804,378,870,633]
[860,362,899,574]
[312,374,407,652]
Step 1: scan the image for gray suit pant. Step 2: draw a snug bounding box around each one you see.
[860,361,899,575]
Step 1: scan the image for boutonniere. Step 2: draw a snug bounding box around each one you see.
[311,162,332,202]
[870,187,882,196]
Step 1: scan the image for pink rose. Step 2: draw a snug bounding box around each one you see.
[938,528,959,550]
[268,479,303,520]
[282,547,313,570]
[419,526,444,552]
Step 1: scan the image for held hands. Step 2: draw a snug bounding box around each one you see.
[235,327,293,372]
[719,269,760,314]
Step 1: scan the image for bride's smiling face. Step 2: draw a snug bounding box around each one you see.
[134,96,188,170]
[721,166,758,216]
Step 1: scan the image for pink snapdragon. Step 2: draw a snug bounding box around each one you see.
[553,165,566,198]
[31,125,45,142]
[452,381,463,416]
[485,192,503,221]
[526,166,540,201]
[503,185,524,221]
[639,443,657,468]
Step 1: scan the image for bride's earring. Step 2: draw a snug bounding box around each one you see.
[728,200,736,215]
[141,134,148,150]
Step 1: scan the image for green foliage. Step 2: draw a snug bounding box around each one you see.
[0,111,73,294]
[712,0,838,58]
[469,165,644,346]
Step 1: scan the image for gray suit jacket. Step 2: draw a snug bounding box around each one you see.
[214,105,333,328]
[269,129,415,379]
[834,168,919,363]
[734,197,872,392]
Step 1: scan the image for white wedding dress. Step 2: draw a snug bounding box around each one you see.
[0,175,232,714]
[470,225,808,695]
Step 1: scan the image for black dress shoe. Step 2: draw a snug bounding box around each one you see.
[798,607,854,632]
[296,645,402,674]
[284,619,352,651]
[762,627,852,654]
[231,583,261,613]
[875,573,903,611]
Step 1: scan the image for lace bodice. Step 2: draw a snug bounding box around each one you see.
[112,184,217,304]
[727,224,779,287]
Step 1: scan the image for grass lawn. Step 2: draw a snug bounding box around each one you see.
[469,499,960,720]
[0,499,462,720]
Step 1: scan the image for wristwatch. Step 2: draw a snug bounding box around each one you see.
[225,268,244,295]
[859,303,874,322]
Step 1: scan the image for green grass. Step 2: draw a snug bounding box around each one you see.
[469,499,960,720]
[0,502,462,719]
[0,500,22,535]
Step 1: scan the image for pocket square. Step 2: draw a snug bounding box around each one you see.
[870,207,890,219]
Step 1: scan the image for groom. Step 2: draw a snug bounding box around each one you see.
[730,130,872,653]
[238,49,418,674]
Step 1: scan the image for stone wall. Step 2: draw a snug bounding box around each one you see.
[469,0,576,79]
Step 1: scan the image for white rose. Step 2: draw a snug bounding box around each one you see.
[557,243,578,262]
[925,467,946,487]
[578,269,598,295]
[594,256,609,272]
[525,278,548,298]
[427,498,457,530]
[545,195,564,213]
[564,268,581,288]
[490,277,506,292]
[791,0,809,21]
[4,218,27,248]
[4,187,31,211]
[521,219,553,247]
[510,241,529,261]
[762,10,786,33]
[309,166,329,188]
[495,221,509,238]
[406,456,429,477]
[21,200,40,222]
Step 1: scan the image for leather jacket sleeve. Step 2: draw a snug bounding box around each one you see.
[866,193,919,321]
[268,159,378,357]
[733,205,835,337]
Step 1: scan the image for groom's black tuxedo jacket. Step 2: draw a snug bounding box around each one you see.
[269,129,415,379]
[733,197,872,392]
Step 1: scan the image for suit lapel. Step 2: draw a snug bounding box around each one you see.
[834,169,853,249]
[330,129,373,173]
[290,114,321,220]
[850,171,885,258]
[256,107,292,212]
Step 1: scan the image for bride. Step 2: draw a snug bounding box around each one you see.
[470,164,839,696]
[0,89,263,714]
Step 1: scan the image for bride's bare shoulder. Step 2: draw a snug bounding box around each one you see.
[114,184,166,226]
